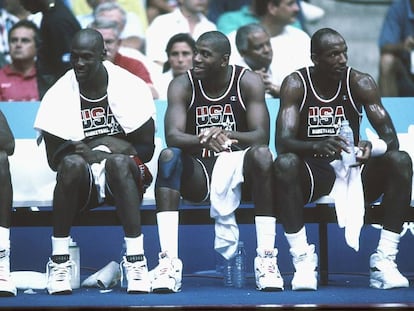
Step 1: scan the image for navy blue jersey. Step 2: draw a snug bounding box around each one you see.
[186,65,249,158]
[80,93,124,140]
[296,67,363,144]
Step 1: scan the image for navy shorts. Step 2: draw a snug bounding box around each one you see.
[302,157,336,203]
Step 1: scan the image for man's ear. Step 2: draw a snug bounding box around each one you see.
[221,53,230,67]
[102,49,107,60]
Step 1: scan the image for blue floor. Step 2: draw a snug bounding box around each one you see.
[1,273,413,310]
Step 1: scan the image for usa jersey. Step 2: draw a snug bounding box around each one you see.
[296,66,363,144]
[186,65,249,158]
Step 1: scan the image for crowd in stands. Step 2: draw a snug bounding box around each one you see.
[0,0,327,102]
[3,0,412,300]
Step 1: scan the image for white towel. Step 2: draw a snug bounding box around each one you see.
[329,159,365,251]
[210,150,247,260]
[34,61,156,141]
[90,145,111,203]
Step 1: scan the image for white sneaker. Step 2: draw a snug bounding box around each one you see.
[291,244,318,291]
[369,251,409,289]
[254,249,284,291]
[46,255,73,295]
[121,255,151,294]
[151,252,182,293]
[0,249,16,297]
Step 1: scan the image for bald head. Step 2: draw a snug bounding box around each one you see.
[311,28,345,56]
[197,31,231,57]
[71,28,106,55]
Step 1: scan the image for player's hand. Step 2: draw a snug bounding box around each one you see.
[198,127,238,153]
[353,140,372,166]
[312,136,347,158]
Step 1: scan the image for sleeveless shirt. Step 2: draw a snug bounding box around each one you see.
[186,65,249,158]
[80,93,124,140]
[295,67,362,144]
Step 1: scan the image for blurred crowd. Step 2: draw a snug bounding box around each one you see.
[0,0,327,101]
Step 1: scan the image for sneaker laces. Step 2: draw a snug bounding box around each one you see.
[153,257,173,279]
[257,255,279,277]
[292,246,317,272]
[47,260,72,283]
[123,260,147,281]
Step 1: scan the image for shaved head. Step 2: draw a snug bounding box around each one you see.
[71,28,105,55]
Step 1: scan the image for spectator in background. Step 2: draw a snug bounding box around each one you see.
[0,109,15,296]
[236,23,277,97]
[3,0,42,26]
[378,0,414,97]
[0,1,19,65]
[0,20,39,101]
[90,17,159,98]
[206,0,251,24]
[146,0,177,25]
[77,1,145,52]
[155,32,195,99]
[228,0,312,93]
[145,0,216,66]
[71,0,148,32]
[19,0,81,99]
[216,0,257,35]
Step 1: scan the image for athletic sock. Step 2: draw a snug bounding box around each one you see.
[157,211,179,258]
[124,234,144,256]
[377,229,400,256]
[255,216,276,252]
[285,226,309,253]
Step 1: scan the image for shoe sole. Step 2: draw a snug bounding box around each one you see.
[292,286,317,291]
[369,278,409,289]
[127,290,150,294]
[0,290,16,297]
[49,290,72,295]
[152,287,180,294]
[256,286,284,292]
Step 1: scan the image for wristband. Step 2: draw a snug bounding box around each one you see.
[370,138,387,157]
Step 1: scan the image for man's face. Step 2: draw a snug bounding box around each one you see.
[272,0,300,26]
[192,40,225,80]
[70,39,103,84]
[313,34,348,81]
[168,41,194,77]
[179,0,209,14]
[95,27,120,62]
[9,26,37,63]
[241,30,272,71]
[96,8,125,32]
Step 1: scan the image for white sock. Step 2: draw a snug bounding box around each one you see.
[124,234,144,256]
[157,211,179,258]
[51,236,70,255]
[0,226,10,250]
[285,226,309,253]
[377,229,400,257]
[255,216,276,252]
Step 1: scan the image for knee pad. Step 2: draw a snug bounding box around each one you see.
[156,147,183,191]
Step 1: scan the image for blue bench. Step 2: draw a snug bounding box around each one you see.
[4,98,414,285]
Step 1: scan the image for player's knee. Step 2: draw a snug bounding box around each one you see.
[249,145,273,171]
[156,147,183,190]
[57,154,88,184]
[388,150,413,177]
[274,153,301,176]
[106,154,131,180]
